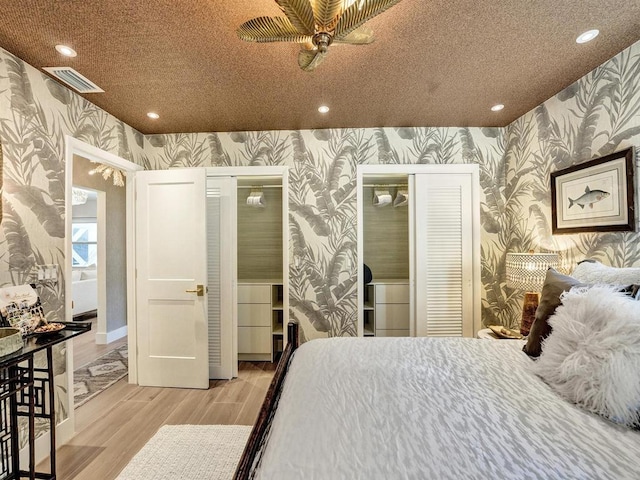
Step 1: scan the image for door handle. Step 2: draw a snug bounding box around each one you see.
[185,284,206,296]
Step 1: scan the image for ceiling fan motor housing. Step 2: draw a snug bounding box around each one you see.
[313,32,333,53]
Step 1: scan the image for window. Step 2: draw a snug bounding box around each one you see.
[72,222,97,267]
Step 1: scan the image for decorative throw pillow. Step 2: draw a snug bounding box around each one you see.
[530,285,640,428]
[572,259,640,285]
[522,268,584,357]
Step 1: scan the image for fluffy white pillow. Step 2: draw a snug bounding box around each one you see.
[571,260,640,285]
[530,285,640,428]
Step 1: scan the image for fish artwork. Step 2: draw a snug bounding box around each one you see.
[568,186,610,209]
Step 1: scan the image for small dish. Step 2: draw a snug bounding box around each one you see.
[488,325,523,339]
[32,322,65,335]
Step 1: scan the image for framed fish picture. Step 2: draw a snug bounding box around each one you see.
[551,147,635,234]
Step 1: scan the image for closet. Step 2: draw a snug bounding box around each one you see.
[135,167,288,389]
[362,176,411,337]
[236,177,284,362]
[357,165,481,339]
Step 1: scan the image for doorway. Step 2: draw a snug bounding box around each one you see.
[64,137,142,438]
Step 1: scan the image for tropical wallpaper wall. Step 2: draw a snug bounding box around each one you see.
[144,127,504,340]
[0,36,639,442]
[0,47,147,443]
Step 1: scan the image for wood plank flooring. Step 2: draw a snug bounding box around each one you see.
[45,325,275,479]
[72,316,128,368]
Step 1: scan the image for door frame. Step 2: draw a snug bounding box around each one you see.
[356,164,481,337]
[64,136,143,424]
[205,166,290,368]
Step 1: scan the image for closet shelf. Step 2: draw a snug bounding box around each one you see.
[272,302,283,310]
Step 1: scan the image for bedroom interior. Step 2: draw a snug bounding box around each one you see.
[0,0,639,478]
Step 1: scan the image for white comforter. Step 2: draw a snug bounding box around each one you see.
[255,337,640,480]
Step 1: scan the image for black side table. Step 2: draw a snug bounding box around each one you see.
[0,322,91,480]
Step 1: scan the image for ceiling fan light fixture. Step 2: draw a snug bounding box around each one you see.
[238,0,403,71]
[576,29,599,44]
[55,44,77,57]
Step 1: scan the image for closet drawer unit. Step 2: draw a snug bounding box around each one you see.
[376,329,410,337]
[375,284,409,304]
[238,284,271,304]
[375,304,410,330]
[238,303,270,327]
[238,326,271,354]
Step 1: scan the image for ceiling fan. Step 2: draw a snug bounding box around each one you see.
[237,0,403,71]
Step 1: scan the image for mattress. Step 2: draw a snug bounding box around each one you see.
[255,337,640,480]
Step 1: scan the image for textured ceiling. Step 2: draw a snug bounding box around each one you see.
[0,1,639,134]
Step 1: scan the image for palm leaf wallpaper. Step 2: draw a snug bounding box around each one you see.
[0,38,639,439]
[0,49,146,443]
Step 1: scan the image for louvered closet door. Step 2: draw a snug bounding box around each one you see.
[414,173,474,337]
[206,177,236,379]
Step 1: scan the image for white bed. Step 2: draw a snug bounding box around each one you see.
[254,337,640,480]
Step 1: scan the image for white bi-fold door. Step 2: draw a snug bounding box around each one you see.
[413,172,477,338]
[357,165,480,339]
[135,169,235,388]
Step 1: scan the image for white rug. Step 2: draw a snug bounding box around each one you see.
[116,425,252,480]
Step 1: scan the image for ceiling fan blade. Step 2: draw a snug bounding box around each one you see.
[298,49,328,72]
[333,25,374,44]
[334,0,403,40]
[312,0,343,29]
[237,16,312,43]
[275,0,316,35]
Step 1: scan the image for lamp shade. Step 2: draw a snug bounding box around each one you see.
[506,252,560,292]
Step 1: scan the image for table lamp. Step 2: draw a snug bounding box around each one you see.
[506,252,560,336]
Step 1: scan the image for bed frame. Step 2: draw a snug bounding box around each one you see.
[234,321,300,480]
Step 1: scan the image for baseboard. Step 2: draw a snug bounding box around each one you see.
[95,325,128,345]
[19,417,74,469]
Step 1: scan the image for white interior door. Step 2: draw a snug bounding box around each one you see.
[136,168,209,388]
[414,172,475,337]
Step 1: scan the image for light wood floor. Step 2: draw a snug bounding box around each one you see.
[72,316,128,368]
[43,318,275,479]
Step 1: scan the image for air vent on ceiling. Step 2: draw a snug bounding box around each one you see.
[42,66,104,93]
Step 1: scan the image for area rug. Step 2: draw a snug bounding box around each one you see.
[116,424,251,480]
[74,345,128,408]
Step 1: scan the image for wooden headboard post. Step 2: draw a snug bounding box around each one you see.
[233,321,299,479]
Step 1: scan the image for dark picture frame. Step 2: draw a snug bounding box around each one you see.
[551,147,635,234]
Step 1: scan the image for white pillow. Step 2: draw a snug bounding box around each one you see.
[80,269,97,280]
[71,270,82,282]
[530,285,640,428]
[571,260,640,285]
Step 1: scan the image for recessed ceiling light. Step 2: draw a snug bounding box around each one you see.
[147,112,160,119]
[318,105,330,114]
[55,44,77,57]
[491,104,504,112]
[576,29,599,44]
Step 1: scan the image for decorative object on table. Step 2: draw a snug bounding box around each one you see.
[0,284,46,336]
[32,322,65,336]
[237,0,404,72]
[488,325,524,339]
[506,251,560,336]
[0,327,23,357]
[551,147,635,234]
